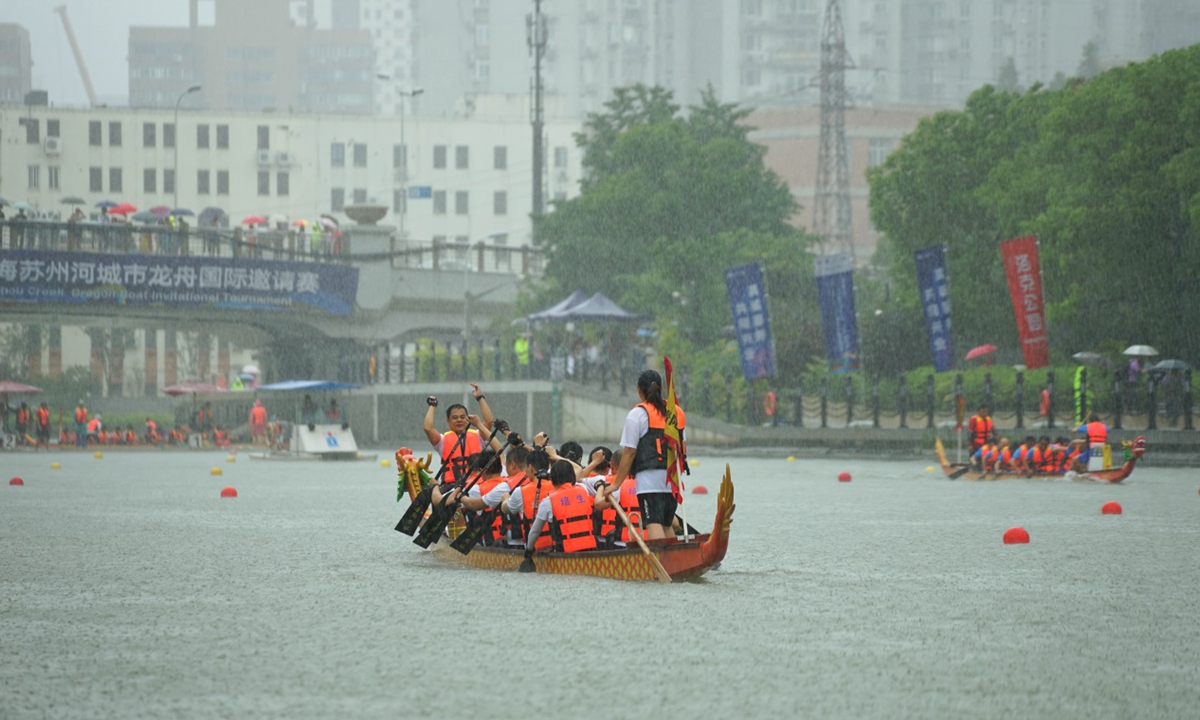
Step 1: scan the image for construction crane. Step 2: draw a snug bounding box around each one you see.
[54,5,98,107]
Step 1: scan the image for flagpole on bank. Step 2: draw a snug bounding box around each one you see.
[664,356,688,542]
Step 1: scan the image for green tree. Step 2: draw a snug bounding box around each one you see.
[1077,41,1101,79]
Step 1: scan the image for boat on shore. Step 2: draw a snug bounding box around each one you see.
[934,436,1146,483]
[399,456,735,582]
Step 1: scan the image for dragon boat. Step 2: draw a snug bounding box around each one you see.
[394,451,735,582]
[934,436,1146,483]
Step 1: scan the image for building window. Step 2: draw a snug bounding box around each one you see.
[868,138,893,167]
[455,145,469,169]
[393,144,407,169]
[216,125,229,149]
[331,143,345,167]
[433,145,447,169]
[475,23,489,45]
[198,169,211,195]
[257,125,270,150]
[163,169,176,195]
[109,167,123,192]
[143,122,156,148]
[741,67,760,87]
[257,171,270,195]
[475,60,490,80]
[109,122,122,147]
[89,121,102,146]
[554,146,568,168]
[27,165,39,189]
[197,124,210,149]
[393,189,406,214]
[353,143,367,167]
[433,190,447,214]
[331,188,345,211]
[277,171,289,196]
[48,166,60,190]
[22,118,39,144]
[455,190,469,215]
[144,168,156,193]
[217,170,229,195]
[47,120,60,138]
[494,146,507,170]
[353,188,367,204]
[493,190,507,215]
[164,123,176,148]
[90,167,103,192]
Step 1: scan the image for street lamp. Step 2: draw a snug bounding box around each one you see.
[376,74,423,240]
[173,84,202,210]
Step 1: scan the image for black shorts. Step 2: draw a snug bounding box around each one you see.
[638,492,677,528]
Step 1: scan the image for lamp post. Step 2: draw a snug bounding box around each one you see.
[376,74,423,240]
[173,85,202,210]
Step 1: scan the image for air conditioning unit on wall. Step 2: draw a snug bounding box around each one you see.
[44,137,62,154]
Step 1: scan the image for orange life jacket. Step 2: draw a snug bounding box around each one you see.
[16,408,30,425]
[520,478,556,551]
[968,415,993,446]
[590,474,618,543]
[36,407,49,428]
[250,406,267,424]
[75,407,87,423]
[631,401,687,475]
[999,447,1014,470]
[87,418,101,433]
[1014,444,1031,468]
[982,444,999,468]
[1084,421,1107,446]
[441,430,481,482]
[618,479,644,544]
[549,484,597,553]
[125,429,136,444]
[474,475,509,542]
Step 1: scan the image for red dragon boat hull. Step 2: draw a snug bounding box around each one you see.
[934,437,1146,483]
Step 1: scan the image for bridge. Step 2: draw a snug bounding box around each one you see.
[0,218,537,381]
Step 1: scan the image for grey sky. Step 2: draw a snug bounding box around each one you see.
[11,1,188,106]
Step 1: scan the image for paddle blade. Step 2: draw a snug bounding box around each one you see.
[395,486,432,536]
[413,509,453,548]
[949,466,971,480]
[450,513,491,555]
[518,556,536,573]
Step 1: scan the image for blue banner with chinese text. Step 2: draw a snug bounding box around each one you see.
[0,249,359,316]
[914,245,954,372]
[814,253,860,373]
[724,262,777,381]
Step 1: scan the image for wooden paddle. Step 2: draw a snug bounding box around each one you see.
[394,424,474,535]
[413,423,508,548]
[608,492,672,584]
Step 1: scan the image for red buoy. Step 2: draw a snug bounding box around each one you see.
[220,486,238,498]
[9,477,23,486]
[692,485,708,495]
[1003,526,1030,544]
[1101,501,1122,515]
[837,471,851,482]
[398,446,412,457]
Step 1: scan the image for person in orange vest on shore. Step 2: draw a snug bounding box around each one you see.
[74,400,88,448]
[249,399,268,446]
[87,414,102,445]
[144,417,160,444]
[422,383,497,483]
[15,402,30,445]
[966,405,993,454]
[763,389,777,426]
[35,402,51,449]
[195,403,213,433]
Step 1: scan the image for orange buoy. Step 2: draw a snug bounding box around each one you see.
[220,486,238,498]
[1101,501,1122,515]
[692,485,708,495]
[1003,526,1030,544]
[837,471,851,482]
[9,477,23,486]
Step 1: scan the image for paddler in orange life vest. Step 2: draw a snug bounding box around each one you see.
[422,382,498,485]
[601,369,686,542]
[1075,412,1109,469]
[504,445,557,550]
[454,448,525,547]
[520,459,598,566]
[966,405,994,454]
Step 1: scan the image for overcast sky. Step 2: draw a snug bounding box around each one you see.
[11,1,189,106]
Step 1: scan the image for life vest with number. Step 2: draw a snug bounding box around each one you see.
[1084,421,1108,446]
[520,479,556,551]
[75,406,87,423]
[36,407,49,429]
[441,430,481,482]
[631,402,686,475]
[968,414,993,447]
[549,484,597,553]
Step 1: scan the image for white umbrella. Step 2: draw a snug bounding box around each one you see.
[241,364,260,375]
[1122,345,1159,357]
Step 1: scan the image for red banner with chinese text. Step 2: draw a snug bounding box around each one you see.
[1000,235,1049,369]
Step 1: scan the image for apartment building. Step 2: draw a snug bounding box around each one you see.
[0,24,32,106]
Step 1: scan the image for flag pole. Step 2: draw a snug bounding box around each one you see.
[664,356,688,542]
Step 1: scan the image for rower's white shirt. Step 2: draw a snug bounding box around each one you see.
[535,496,554,523]
[620,405,686,495]
[466,478,510,509]
[579,474,607,496]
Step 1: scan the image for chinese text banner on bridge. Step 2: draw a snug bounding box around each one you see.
[1000,235,1049,369]
[723,262,776,381]
[914,245,954,372]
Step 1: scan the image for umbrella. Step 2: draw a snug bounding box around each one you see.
[131,211,161,223]
[318,216,338,231]
[0,197,9,206]
[149,205,172,218]
[110,202,137,215]
[965,344,998,361]
[241,364,260,375]
[11,201,34,211]
[291,219,309,227]
[1072,351,1105,365]
[257,380,362,391]
[241,215,267,225]
[198,206,226,221]
[170,208,195,217]
[1123,345,1159,357]
[1149,359,1190,372]
[0,380,44,393]
[161,381,227,396]
[95,200,118,209]
[319,213,339,225]
[60,196,86,205]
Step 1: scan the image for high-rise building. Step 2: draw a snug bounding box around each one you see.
[0,24,33,106]
[128,0,375,115]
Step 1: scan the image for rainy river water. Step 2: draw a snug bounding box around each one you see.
[2,449,1198,720]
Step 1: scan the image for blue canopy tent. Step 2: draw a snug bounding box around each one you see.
[523,290,589,324]
[549,292,648,323]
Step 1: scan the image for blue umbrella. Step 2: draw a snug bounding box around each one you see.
[11,201,34,211]
[96,200,118,209]
[60,196,86,205]
[0,197,9,206]
[170,208,195,217]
